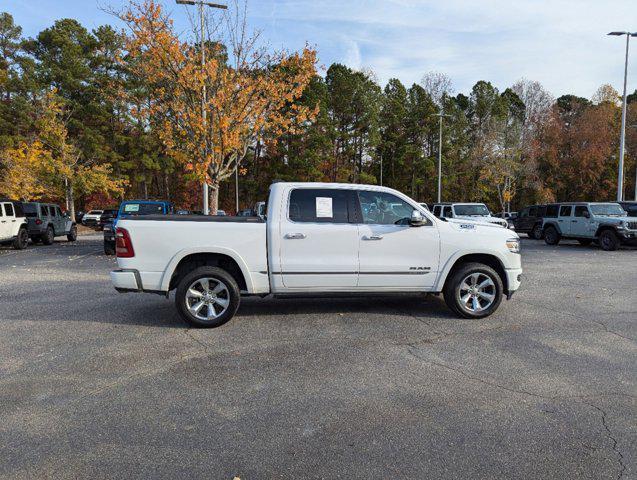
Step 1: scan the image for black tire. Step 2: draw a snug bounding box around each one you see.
[531,224,543,240]
[42,226,55,245]
[103,241,115,255]
[599,229,619,251]
[67,225,77,242]
[544,226,560,245]
[443,262,503,319]
[577,239,592,246]
[13,228,29,250]
[175,266,240,328]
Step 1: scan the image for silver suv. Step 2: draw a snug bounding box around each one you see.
[542,202,637,251]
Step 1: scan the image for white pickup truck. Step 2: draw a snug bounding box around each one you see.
[110,182,522,328]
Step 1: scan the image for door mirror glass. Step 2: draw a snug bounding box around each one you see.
[410,209,426,226]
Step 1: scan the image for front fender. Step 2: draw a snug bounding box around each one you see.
[433,248,513,292]
[159,246,255,293]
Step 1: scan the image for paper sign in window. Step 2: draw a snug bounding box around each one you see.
[315,197,333,218]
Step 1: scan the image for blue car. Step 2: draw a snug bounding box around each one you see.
[103,200,173,255]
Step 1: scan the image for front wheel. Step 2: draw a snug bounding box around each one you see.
[67,225,77,242]
[13,228,29,250]
[599,230,619,251]
[443,263,503,319]
[175,266,240,328]
[42,226,54,245]
[544,226,560,245]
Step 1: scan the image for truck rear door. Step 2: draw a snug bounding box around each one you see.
[278,188,359,288]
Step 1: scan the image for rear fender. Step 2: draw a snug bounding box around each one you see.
[159,246,255,292]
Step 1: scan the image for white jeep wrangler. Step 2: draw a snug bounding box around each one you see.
[0,199,29,250]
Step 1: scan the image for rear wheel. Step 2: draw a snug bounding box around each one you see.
[67,225,77,242]
[13,228,29,250]
[444,263,503,319]
[599,229,619,251]
[531,224,543,240]
[544,226,560,245]
[42,226,55,245]
[175,266,240,328]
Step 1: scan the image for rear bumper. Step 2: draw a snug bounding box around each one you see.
[110,269,141,291]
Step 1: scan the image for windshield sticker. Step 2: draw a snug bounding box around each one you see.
[124,204,140,212]
[316,197,333,218]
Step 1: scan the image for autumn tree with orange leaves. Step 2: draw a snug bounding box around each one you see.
[118,1,317,213]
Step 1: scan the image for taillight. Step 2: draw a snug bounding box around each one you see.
[115,227,135,258]
[35,219,42,225]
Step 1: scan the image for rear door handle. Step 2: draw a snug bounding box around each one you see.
[284,233,306,239]
[362,235,383,241]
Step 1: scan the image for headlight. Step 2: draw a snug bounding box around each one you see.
[506,238,520,253]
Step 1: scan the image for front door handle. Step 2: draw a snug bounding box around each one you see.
[572,220,577,223]
[284,233,306,240]
[362,235,383,241]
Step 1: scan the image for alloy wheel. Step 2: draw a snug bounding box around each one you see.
[184,277,231,321]
[457,272,496,313]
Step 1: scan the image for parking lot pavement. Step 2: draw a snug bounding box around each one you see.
[0,236,635,479]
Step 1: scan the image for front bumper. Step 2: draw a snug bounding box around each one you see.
[505,268,522,298]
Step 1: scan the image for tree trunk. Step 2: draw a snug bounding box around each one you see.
[209,181,219,215]
[65,177,76,221]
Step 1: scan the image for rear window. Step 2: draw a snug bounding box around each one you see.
[288,189,350,223]
[545,205,559,217]
[121,203,165,215]
[23,203,38,217]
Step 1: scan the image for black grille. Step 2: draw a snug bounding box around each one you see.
[627,221,637,230]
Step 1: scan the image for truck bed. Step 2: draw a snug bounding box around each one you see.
[124,215,264,223]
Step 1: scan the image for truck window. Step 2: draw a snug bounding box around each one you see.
[433,205,441,217]
[443,206,453,218]
[288,189,350,223]
[4,203,14,217]
[23,203,38,217]
[559,205,572,217]
[528,207,537,217]
[358,191,413,225]
[574,206,589,217]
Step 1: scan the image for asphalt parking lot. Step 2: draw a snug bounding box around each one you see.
[0,235,635,479]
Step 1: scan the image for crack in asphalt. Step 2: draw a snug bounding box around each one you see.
[585,402,627,480]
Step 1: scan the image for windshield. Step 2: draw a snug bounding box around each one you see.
[23,203,38,218]
[590,203,626,217]
[121,203,165,215]
[454,204,490,216]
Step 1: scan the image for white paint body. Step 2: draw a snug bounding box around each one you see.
[111,183,522,297]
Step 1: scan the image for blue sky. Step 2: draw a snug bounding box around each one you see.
[4,0,636,98]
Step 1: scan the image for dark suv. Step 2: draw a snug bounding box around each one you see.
[513,204,546,239]
[619,201,637,217]
[23,202,77,244]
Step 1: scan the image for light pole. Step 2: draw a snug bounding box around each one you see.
[177,0,227,214]
[608,31,636,202]
[433,109,452,203]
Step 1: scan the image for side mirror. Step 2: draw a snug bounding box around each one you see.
[410,209,426,226]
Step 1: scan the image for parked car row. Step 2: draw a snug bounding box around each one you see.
[512,201,637,251]
[0,199,77,250]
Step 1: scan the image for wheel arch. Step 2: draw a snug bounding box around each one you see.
[161,247,252,293]
[594,224,618,238]
[542,221,561,234]
[436,251,509,294]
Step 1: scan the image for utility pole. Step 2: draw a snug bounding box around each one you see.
[608,31,636,202]
[177,0,227,214]
[433,109,452,203]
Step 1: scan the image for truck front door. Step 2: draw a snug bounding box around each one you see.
[0,204,10,240]
[279,188,359,288]
[356,190,439,288]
